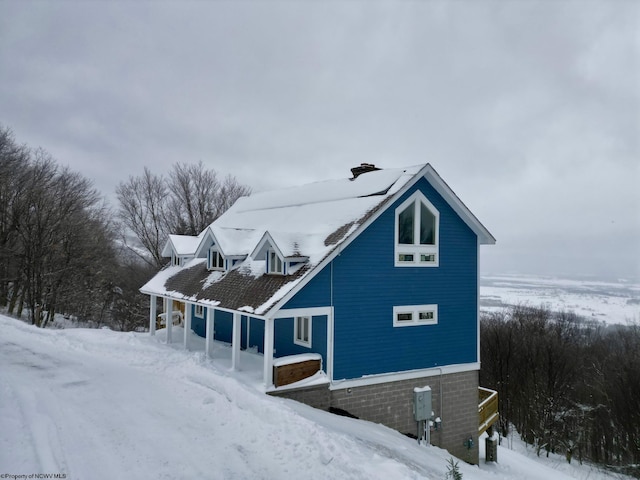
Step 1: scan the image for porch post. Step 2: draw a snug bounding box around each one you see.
[184,302,192,350]
[231,312,241,370]
[149,295,157,336]
[166,299,173,344]
[205,307,215,358]
[263,317,274,387]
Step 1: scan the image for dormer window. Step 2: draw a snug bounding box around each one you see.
[208,247,225,271]
[268,250,284,275]
[171,252,183,267]
[395,191,439,267]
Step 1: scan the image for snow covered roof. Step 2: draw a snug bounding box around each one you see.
[161,233,202,257]
[141,164,495,317]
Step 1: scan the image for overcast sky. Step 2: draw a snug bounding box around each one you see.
[1,1,638,280]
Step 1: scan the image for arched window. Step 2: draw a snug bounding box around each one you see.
[395,191,439,267]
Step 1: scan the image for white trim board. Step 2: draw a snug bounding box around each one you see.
[329,362,480,391]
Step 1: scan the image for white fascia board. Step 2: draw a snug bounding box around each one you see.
[423,167,496,245]
[272,306,332,319]
[144,292,268,320]
[284,256,309,262]
[194,227,216,258]
[160,238,174,257]
[250,231,283,260]
[227,254,248,261]
[329,362,480,391]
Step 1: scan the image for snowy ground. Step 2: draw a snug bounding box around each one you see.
[480,274,640,326]
[0,314,631,480]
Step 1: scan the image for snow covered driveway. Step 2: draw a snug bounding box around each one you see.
[0,315,611,480]
[0,316,436,480]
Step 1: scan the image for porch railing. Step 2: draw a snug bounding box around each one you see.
[478,386,499,435]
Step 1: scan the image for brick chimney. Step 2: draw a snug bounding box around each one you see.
[350,163,381,179]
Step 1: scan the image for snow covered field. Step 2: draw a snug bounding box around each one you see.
[480,274,640,325]
[0,314,630,480]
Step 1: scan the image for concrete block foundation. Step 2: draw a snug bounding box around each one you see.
[272,370,480,464]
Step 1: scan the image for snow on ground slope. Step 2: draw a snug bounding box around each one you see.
[0,314,628,480]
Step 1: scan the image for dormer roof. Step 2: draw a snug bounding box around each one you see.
[161,233,201,258]
[194,226,259,259]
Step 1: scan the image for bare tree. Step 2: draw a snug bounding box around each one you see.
[116,167,169,268]
[11,150,103,325]
[0,126,30,308]
[481,306,640,473]
[117,162,251,265]
[166,161,220,236]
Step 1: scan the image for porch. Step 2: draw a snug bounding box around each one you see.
[478,386,499,435]
[147,295,330,391]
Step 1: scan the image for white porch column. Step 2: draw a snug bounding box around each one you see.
[166,299,173,344]
[149,295,157,336]
[184,302,192,350]
[205,307,215,358]
[263,317,274,387]
[231,312,241,370]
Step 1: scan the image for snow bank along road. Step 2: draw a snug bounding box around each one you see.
[0,314,596,480]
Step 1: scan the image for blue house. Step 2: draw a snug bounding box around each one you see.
[141,163,496,463]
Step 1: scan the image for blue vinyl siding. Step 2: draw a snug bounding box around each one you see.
[191,309,206,338]
[189,307,265,353]
[214,310,233,343]
[285,176,478,381]
[273,315,328,369]
[282,265,331,309]
[249,318,265,353]
[241,316,248,349]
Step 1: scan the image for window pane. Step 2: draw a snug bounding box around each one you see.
[397,312,413,322]
[270,251,281,273]
[420,203,435,245]
[399,253,414,262]
[296,317,310,343]
[398,204,414,244]
[419,311,434,320]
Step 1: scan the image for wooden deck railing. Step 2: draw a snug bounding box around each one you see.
[478,387,499,435]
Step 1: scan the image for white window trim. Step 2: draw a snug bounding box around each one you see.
[294,316,312,347]
[268,249,284,275]
[208,247,225,271]
[194,304,204,318]
[393,304,438,327]
[171,252,182,267]
[394,191,439,267]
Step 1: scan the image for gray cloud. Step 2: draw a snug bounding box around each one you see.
[1,0,638,279]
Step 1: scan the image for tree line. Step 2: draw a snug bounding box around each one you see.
[0,124,249,330]
[480,305,640,477]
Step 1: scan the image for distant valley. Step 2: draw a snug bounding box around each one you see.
[480,273,640,326]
